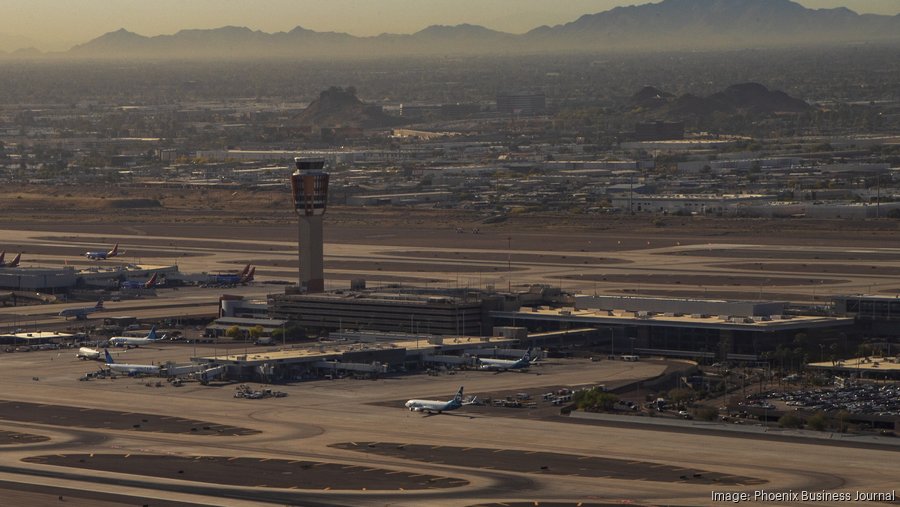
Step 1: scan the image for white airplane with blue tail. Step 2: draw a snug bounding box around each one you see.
[405,386,467,414]
[104,350,159,376]
[478,348,538,372]
[108,326,166,347]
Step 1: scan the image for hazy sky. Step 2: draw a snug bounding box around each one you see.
[1,0,898,51]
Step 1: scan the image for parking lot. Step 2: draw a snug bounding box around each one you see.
[748,381,900,418]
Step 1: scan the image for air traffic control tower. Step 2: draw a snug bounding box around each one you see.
[290,157,329,293]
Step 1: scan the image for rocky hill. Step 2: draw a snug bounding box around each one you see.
[633,82,810,118]
[295,87,397,129]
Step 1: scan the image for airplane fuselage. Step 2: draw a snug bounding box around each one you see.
[59,309,96,320]
[405,399,460,413]
[104,349,158,375]
[478,358,529,371]
[106,363,159,375]
[76,347,102,360]
[108,326,163,347]
[478,349,535,371]
[404,387,465,414]
[86,244,121,261]
[59,300,103,320]
[108,337,157,347]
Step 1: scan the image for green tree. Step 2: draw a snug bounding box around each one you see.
[248,325,264,341]
[225,326,242,340]
[573,388,619,412]
[778,412,803,429]
[833,410,851,433]
[667,388,695,408]
[695,406,719,421]
[806,412,827,431]
[271,324,306,343]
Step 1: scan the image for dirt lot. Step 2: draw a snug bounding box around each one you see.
[24,454,468,490]
[564,273,847,286]
[0,400,258,436]
[0,430,48,445]
[329,442,763,485]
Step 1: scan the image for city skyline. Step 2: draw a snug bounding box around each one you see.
[1,0,898,51]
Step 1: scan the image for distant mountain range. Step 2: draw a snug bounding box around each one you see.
[5,0,899,58]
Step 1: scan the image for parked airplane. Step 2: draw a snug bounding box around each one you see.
[85,243,124,260]
[405,386,465,414]
[58,300,104,320]
[76,347,102,360]
[108,326,165,347]
[104,349,159,376]
[208,264,252,286]
[0,253,21,268]
[121,273,158,290]
[478,348,537,372]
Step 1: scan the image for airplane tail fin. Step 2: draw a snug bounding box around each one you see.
[9,253,20,267]
[240,264,251,277]
[145,273,157,288]
[453,386,464,403]
[104,350,114,364]
[109,243,119,256]
[0,251,4,264]
[147,326,158,340]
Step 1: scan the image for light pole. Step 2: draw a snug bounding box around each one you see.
[507,236,512,293]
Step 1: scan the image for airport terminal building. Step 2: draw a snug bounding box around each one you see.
[267,289,854,362]
[491,295,854,361]
[269,290,490,336]
[833,294,900,337]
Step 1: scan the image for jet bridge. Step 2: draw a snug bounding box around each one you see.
[199,365,227,383]
[313,361,387,374]
[464,348,531,359]
[162,363,206,377]
[422,354,473,366]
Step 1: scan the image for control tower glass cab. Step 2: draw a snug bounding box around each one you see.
[290,157,329,293]
[290,158,329,216]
